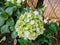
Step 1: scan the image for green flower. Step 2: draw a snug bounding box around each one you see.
[15,11,44,40]
[6,0,25,7]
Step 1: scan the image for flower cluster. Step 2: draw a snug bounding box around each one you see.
[15,11,45,40]
[6,0,25,6]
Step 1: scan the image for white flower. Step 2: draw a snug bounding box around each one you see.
[46,17,49,20]
[6,0,11,2]
[44,19,47,23]
[40,31,44,34]
[32,38,36,40]
[40,28,45,34]
[33,10,39,15]
[16,0,21,4]
[35,28,40,32]
[29,38,32,40]
[22,0,25,2]
[27,13,31,18]
[22,15,24,19]
[29,37,36,40]
[11,0,15,4]
[44,17,49,23]
[25,27,28,29]
[24,31,30,37]
[16,28,19,31]
[39,17,43,20]
[25,19,30,22]
[18,34,21,38]
[16,20,20,25]
[36,23,38,26]
[29,37,34,40]
[18,31,22,38]
[30,20,35,25]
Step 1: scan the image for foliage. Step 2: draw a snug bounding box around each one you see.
[0,0,60,45]
[18,38,35,45]
[0,0,18,38]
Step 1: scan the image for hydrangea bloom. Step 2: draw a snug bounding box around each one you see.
[6,0,25,6]
[15,11,45,40]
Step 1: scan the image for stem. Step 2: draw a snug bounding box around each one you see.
[56,40,58,45]
[14,39,17,45]
[51,36,59,45]
[55,32,58,37]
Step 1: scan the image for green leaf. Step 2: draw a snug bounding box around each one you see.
[10,26,15,31]
[57,34,60,40]
[0,17,5,26]
[16,10,21,18]
[49,38,55,45]
[1,12,9,20]
[12,6,17,11]
[0,0,5,7]
[18,38,35,45]
[1,24,10,33]
[6,17,14,27]
[0,7,4,15]
[5,7,13,15]
[11,31,17,38]
[49,22,58,33]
